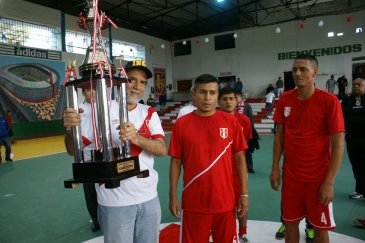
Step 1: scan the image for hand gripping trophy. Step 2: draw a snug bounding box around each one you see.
[64,0,149,189]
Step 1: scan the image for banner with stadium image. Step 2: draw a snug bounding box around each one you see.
[153,67,166,100]
[0,55,65,122]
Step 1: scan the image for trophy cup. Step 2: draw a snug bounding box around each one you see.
[64,0,149,189]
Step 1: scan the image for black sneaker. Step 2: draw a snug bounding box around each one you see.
[353,218,365,227]
[91,223,101,232]
[275,224,285,240]
[6,159,13,162]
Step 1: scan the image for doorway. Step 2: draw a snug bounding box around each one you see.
[283,71,295,92]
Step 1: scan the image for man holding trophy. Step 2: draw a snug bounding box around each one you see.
[63,60,166,243]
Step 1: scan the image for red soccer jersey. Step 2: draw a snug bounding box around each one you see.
[168,110,247,213]
[273,88,344,182]
[234,111,252,141]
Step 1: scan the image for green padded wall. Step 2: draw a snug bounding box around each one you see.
[13,120,65,139]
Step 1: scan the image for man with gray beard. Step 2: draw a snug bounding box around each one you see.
[63,60,166,243]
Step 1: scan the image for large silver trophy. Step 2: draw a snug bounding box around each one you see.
[64,0,149,189]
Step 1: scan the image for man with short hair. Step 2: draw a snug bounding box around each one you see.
[63,60,166,243]
[342,78,365,199]
[276,77,284,97]
[218,87,252,243]
[169,74,249,243]
[337,75,348,100]
[146,94,155,107]
[270,54,344,243]
[236,78,243,94]
[326,75,336,94]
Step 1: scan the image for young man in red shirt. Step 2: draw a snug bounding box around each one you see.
[270,54,344,243]
[218,87,252,243]
[169,74,249,243]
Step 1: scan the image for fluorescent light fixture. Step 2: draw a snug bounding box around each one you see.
[356,28,362,33]
[337,32,344,36]
[217,0,224,2]
[328,32,334,37]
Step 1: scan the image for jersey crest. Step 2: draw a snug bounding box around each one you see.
[220,128,228,139]
[284,107,291,117]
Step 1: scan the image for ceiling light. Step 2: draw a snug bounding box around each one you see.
[356,28,362,33]
[217,0,224,2]
[328,32,334,37]
[337,32,344,36]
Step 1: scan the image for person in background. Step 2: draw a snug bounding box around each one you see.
[138,99,144,104]
[78,88,100,232]
[266,84,274,94]
[229,77,236,89]
[146,94,155,107]
[326,75,336,94]
[159,91,167,113]
[342,78,365,199]
[235,92,257,173]
[337,75,348,100]
[0,115,12,162]
[5,111,16,144]
[218,87,252,243]
[236,78,243,94]
[276,77,284,98]
[177,86,196,119]
[262,89,275,118]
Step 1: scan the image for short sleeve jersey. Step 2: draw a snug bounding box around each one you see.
[234,111,252,141]
[176,104,196,119]
[82,101,165,206]
[273,88,344,182]
[168,110,246,213]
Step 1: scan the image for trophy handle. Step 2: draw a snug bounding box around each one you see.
[66,84,83,163]
[118,82,131,158]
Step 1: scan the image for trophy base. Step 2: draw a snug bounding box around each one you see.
[64,156,149,189]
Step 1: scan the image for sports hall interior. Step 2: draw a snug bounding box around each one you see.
[0,0,365,242]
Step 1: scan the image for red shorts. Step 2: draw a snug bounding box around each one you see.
[282,174,336,230]
[181,209,238,243]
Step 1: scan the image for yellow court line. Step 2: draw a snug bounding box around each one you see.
[0,135,66,161]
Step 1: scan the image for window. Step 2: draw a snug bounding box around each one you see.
[174,41,192,57]
[214,33,235,51]
[0,17,58,50]
[112,40,145,61]
[65,31,109,56]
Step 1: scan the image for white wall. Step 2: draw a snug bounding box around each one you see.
[172,10,365,97]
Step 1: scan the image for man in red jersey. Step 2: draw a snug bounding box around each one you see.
[218,87,252,243]
[270,54,344,243]
[169,74,249,243]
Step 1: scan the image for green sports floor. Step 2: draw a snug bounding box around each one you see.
[0,134,364,243]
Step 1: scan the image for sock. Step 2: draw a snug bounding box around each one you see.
[239,226,247,236]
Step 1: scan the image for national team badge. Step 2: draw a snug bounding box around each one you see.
[284,107,291,117]
[220,128,228,139]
